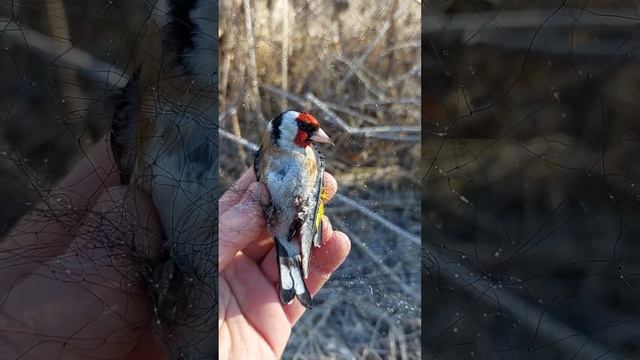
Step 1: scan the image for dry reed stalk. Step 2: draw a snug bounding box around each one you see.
[280,0,289,110]
[242,0,264,122]
[337,0,412,89]
[260,85,420,142]
[44,0,86,126]
[230,110,247,163]
[0,17,128,87]
[219,32,231,115]
[10,0,20,18]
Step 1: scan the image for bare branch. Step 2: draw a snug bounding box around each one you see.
[338,0,413,88]
[219,128,258,152]
[242,0,264,122]
[305,92,352,132]
[260,85,419,141]
[280,0,289,110]
[423,8,640,34]
[0,16,129,88]
[44,0,85,121]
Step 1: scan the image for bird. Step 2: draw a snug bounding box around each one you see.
[254,110,334,309]
[109,0,217,359]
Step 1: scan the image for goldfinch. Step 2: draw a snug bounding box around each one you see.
[254,111,334,309]
[110,0,217,358]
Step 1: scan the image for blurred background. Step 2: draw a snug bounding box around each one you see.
[424,1,640,359]
[219,0,421,358]
[0,0,145,233]
[0,0,421,359]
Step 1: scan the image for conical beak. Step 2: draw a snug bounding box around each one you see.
[309,128,334,146]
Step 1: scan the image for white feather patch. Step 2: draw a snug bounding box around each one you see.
[291,267,307,295]
[185,0,217,81]
[279,263,293,290]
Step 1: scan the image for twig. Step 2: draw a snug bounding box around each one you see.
[219,32,231,115]
[307,92,419,142]
[230,112,247,163]
[260,86,419,141]
[10,0,20,19]
[219,106,238,124]
[0,17,129,88]
[338,0,412,88]
[424,8,640,57]
[333,55,387,100]
[423,8,640,34]
[318,100,379,125]
[260,83,307,105]
[305,92,352,132]
[350,126,420,135]
[44,0,85,123]
[280,0,288,110]
[219,128,258,152]
[378,40,421,57]
[242,0,264,122]
[360,98,420,106]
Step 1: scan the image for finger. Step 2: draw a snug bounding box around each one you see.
[56,133,122,209]
[219,168,257,214]
[221,254,291,358]
[322,215,334,235]
[0,135,121,275]
[1,186,163,359]
[322,172,338,203]
[239,229,274,262]
[219,181,270,270]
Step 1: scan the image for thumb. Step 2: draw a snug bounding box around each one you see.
[219,181,269,270]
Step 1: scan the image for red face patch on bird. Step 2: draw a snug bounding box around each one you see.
[297,112,320,128]
[294,113,320,148]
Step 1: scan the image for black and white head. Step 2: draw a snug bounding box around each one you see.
[268,111,334,152]
[154,0,217,86]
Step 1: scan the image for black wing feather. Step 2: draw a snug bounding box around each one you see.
[253,145,263,181]
[110,70,141,184]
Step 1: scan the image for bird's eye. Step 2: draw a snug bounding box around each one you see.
[298,121,314,132]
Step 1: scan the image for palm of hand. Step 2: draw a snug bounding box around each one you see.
[218,170,350,359]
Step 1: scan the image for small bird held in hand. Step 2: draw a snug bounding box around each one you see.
[254,111,334,309]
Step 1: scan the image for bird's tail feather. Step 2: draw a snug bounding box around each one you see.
[275,238,312,309]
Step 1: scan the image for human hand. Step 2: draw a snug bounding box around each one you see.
[218,169,351,359]
[0,136,168,360]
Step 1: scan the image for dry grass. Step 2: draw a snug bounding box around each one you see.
[220,0,421,358]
